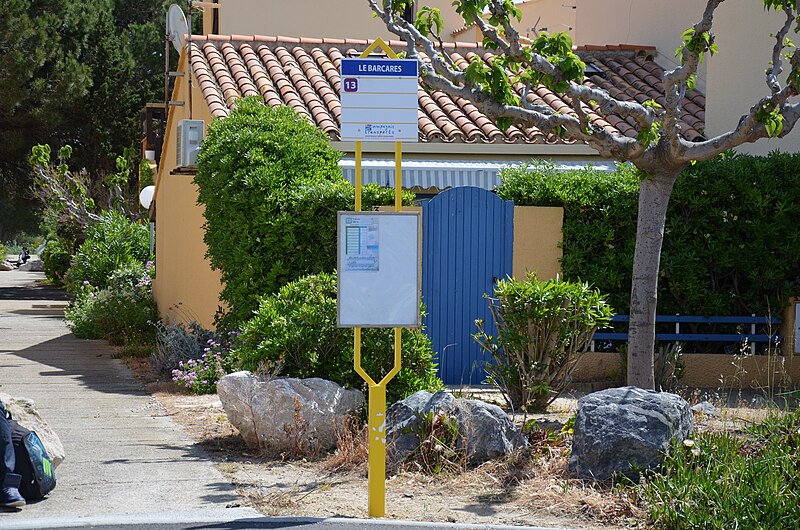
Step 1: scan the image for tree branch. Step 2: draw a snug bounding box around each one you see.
[662,0,723,154]
[767,3,796,94]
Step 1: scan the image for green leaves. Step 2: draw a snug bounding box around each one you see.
[415,6,443,38]
[462,30,583,129]
[764,0,798,11]
[498,154,800,318]
[636,121,662,148]
[675,28,718,65]
[640,409,800,530]
[756,103,785,137]
[525,32,586,92]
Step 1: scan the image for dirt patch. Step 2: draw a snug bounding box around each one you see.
[125,359,776,529]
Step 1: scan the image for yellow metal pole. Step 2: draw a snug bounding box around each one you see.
[394,141,402,211]
[355,141,363,212]
[367,383,387,516]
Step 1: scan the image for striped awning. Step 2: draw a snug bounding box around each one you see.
[339,158,616,190]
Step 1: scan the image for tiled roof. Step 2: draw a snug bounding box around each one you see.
[187,35,705,144]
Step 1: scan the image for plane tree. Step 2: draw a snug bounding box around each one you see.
[369,0,800,388]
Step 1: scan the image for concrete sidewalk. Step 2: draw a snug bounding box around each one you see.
[0,270,257,524]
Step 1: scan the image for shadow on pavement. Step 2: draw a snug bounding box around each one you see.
[0,284,69,302]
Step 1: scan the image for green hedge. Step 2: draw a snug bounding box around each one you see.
[195,98,412,326]
[498,153,800,316]
[498,162,639,313]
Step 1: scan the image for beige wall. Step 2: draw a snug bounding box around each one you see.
[574,0,707,91]
[210,0,572,42]
[517,0,576,41]
[575,0,800,154]
[152,54,223,329]
[512,206,563,280]
[704,0,800,154]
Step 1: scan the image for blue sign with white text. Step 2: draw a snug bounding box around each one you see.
[341,58,418,77]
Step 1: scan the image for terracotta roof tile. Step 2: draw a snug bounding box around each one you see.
[188,37,706,144]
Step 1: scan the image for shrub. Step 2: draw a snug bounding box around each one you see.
[234,272,443,404]
[474,273,613,412]
[398,411,466,474]
[663,152,800,315]
[151,321,234,377]
[171,332,237,394]
[64,211,150,293]
[639,410,800,529]
[65,262,157,345]
[195,98,412,326]
[40,239,71,284]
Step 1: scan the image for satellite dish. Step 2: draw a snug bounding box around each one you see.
[139,185,156,209]
[166,4,189,54]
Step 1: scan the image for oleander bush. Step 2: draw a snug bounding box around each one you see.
[64,211,150,293]
[65,262,157,345]
[474,274,613,412]
[234,272,443,404]
[195,98,412,327]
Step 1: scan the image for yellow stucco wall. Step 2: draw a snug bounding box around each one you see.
[152,54,223,329]
[572,351,800,389]
[512,206,563,280]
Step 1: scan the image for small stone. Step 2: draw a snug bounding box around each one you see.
[691,401,721,417]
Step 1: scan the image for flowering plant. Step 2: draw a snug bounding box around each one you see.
[171,331,238,394]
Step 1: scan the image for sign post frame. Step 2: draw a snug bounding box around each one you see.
[343,37,417,518]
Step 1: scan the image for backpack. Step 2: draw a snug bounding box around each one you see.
[7,416,56,500]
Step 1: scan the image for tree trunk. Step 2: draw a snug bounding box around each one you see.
[627,170,679,389]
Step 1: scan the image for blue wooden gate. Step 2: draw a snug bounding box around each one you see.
[422,186,514,385]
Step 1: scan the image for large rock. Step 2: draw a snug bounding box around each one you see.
[217,372,364,454]
[0,393,65,468]
[569,386,693,481]
[18,258,44,272]
[386,390,525,466]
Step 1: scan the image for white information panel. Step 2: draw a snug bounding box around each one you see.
[337,211,420,327]
[340,58,419,143]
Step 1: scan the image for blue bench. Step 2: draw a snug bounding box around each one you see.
[594,314,782,352]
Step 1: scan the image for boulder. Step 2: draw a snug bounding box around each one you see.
[18,259,44,272]
[217,372,364,454]
[386,390,525,466]
[569,386,693,481]
[0,262,13,271]
[0,393,65,468]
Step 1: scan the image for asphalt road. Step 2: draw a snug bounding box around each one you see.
[0,514,576,530]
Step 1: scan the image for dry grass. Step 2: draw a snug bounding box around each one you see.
[324,416,369,473]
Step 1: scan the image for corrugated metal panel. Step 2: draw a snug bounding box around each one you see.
[422,187,514,385]
[339,158,616,190]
